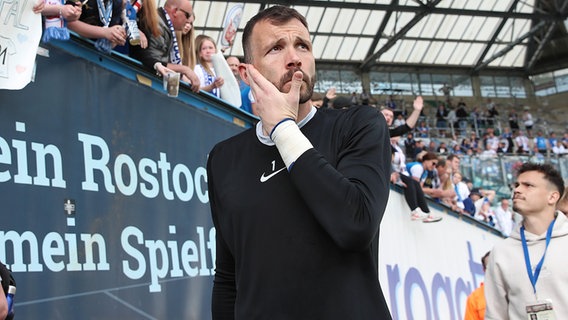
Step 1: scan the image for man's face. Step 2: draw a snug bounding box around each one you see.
[381,109,394,125]
[226,57,240,77]
[513,171,557,216]
[451,157,460,171]
[246,19,316,104]
[501,199,509,209]
[173,2,194,31]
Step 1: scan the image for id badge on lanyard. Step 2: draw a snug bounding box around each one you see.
[525,300,556,320]
[521,219,557,320]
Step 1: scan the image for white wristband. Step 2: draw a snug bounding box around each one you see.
[271,120,313,169]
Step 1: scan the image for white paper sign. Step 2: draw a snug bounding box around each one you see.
[0,0,42,90]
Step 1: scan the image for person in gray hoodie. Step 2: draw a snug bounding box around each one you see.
[485,163,567,319]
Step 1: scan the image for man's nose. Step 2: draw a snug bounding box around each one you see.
[286,48,301,68]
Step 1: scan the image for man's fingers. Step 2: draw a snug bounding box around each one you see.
[288,71,303,101]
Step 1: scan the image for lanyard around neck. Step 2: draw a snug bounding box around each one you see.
[520,218,556,295]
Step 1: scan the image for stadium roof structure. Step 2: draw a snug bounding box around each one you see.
[192,0,568,76]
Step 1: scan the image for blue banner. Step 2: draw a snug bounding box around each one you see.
[0,42,246,319]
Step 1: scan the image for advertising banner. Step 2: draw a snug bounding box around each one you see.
[0,44,243,319]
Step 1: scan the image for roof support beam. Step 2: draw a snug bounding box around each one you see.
[207,0,553,20]
[474,0,521,68]
[364,0,397,60]
[358,0,442,71]
[525,22,558,73]
[470,20,547,75]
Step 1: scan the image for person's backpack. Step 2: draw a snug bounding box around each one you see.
[0,261,16,320]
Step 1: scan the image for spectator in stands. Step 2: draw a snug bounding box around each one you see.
[485,98,499,126]
[456,100,469,136]
[310,92,324,108]
[435,104,448,136]
[427,140,437,153]
[547,131,558,151]
[67,0,125,53]
[311,88,336,109]
[390,136,440,222]
[439,83,452,103]
[227,56,253,114]
[404,132,416,161]
[552,139,567,155]
[493,198,517,237]
[452,171,470,213]
[485,163,567,319]
[464,251,490,320]
[437,141,448,154]
[413,140,426,159]
[460,137,473,154]
[416,153,451,205]
[508,109,519,130]
[522,107,534,136]
[514,130,530,154]
[436,159,458,211]
[226,56,245,90]
[483,128,499,152]
[478,144,496,158]
[350,92,358,105]
[386,95,396,110]
[500,127,514,153]
[533,130,549,154]
[130,0,200,92]
[380,96,424,138]
[446,153,461,175]
[194,35,224,98]
[416,121,429,138]
[471,188,496,222]
[38,0,81,24]
[447,106,458,133]
[177,18,196,68]
[496,139,508,154]
[393,114,405,127]
[562,132,568,148]
[451,143,464,155]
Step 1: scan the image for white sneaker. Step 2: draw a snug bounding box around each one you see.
[423,214,443,223]
[411,208,429,221]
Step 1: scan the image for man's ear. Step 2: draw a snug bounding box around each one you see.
[238,64,250,86]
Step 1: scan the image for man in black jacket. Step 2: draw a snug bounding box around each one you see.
[208,5,392,320]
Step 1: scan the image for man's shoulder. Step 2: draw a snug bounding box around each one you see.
[210,128,256,155]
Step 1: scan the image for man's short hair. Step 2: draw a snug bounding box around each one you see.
[447,153,460,162]
[242,6,308,63]
[518,163,564,198]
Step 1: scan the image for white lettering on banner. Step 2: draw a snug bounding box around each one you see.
[0,218,109,272]
[78,133,208,203]
[121,225,216,292]
[1,221,216,293]
[0,122,66,187]
[0,123,209,203]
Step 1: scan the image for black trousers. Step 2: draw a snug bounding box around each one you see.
[400,174,430,213]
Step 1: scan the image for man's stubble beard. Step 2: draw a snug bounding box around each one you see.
[275,68,316,104]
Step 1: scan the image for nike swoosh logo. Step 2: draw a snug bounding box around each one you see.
[260,167,286,183]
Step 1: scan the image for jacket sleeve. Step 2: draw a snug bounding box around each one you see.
[207,148,236,320]
[290,107,391,251]
[131,22,170,70]
[389,123,411,138]
[484,253,508,319]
